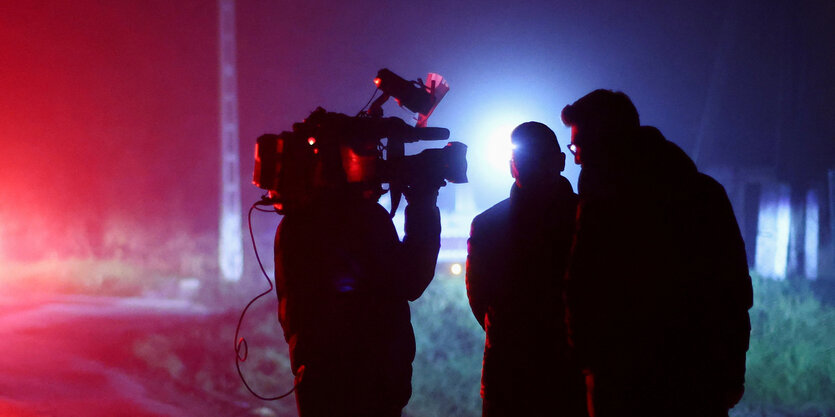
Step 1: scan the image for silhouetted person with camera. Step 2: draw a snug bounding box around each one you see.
[274,148,443,417]
[466,122,587,417]
[561,90,753,417]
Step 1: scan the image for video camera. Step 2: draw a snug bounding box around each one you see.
[253,69,468,215]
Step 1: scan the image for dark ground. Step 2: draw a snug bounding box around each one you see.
[0,280,830,417]
[0,295,275,417]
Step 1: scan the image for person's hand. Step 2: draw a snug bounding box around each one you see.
[403,177,445,207]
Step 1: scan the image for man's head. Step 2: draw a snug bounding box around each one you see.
[561,89,639,165]
[509,122,565,189]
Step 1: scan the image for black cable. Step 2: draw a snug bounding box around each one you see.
[356,86,380,116]
[233,201,300,401]
[253,205,278,213]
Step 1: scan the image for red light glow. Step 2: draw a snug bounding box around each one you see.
[308,137,316,146]
[373,77,381,87]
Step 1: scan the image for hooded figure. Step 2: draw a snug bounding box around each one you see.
[467,122,587,417]
[276,178,443,416]
[561,89,753,417]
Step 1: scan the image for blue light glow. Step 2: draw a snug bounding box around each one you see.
[804,188,819,279]
[755,183,791,280]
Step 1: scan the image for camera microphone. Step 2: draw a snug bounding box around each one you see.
[413,127,450,141]
[390,127,450,143]
[378,117,449,143]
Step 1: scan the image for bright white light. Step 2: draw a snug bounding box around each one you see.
[484,123,517,174]
[805,188,819,279]
[755,184,791,280]
[450,263,463,275]
[464,105,580,194]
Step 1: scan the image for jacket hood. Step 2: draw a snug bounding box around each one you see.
[633,126,697,178]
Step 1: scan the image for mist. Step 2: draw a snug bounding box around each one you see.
[0,0,833,415]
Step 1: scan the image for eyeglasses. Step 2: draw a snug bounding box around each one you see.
[567,143,578,155]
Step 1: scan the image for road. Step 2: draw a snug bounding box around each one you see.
[0,295,260,417]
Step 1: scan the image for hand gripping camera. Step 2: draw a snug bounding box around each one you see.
[253,69,467,215]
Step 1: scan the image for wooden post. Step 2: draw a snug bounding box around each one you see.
[218,0,243,283]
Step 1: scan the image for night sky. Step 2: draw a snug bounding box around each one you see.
[1,0,833,260]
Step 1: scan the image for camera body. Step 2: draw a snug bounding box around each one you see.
[253,107,467,214]
[253,69,465,215]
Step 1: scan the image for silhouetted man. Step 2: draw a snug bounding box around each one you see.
[561,90,753,417]
[275,149,443,416]
[466,122,587,417]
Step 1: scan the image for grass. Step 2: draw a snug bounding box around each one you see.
[407,271,835,417]
[408,272,835,417]
[0,225,218,297]
[0,256,156,296]
[126,271,487,417]
[3,237,833,416]
[129,292,298,416]
[735,274,835,417]
[407,272,484,417]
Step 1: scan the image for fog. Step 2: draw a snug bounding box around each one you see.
[2,0,833,260]
[0,0,833,415]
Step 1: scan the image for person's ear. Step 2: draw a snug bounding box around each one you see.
[510,158,519,179]
[558,152,566,173]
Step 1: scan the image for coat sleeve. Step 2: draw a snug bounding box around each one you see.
[400,199,442,301]
[364,197,441,302]
[563,196,607,370]
[701,175,753,395]
[465,216,489,329]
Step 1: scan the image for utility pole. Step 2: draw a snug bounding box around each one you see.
[218,0,243,282]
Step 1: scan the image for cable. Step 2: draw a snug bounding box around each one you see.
[233,201,300,401]
[356,86,380,116]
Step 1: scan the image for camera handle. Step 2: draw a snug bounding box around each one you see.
[364,92,406,216]
[388,138,405,216]
[367,92,390,119]
[363,89,448,216]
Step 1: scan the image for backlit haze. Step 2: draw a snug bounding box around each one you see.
[2,0,833,264]
[1,1,834,416]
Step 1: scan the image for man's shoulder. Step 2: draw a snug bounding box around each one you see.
[691,172,731,202]
[695,172,724,190]
[556,176,579,206]
[471,198,511,232]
